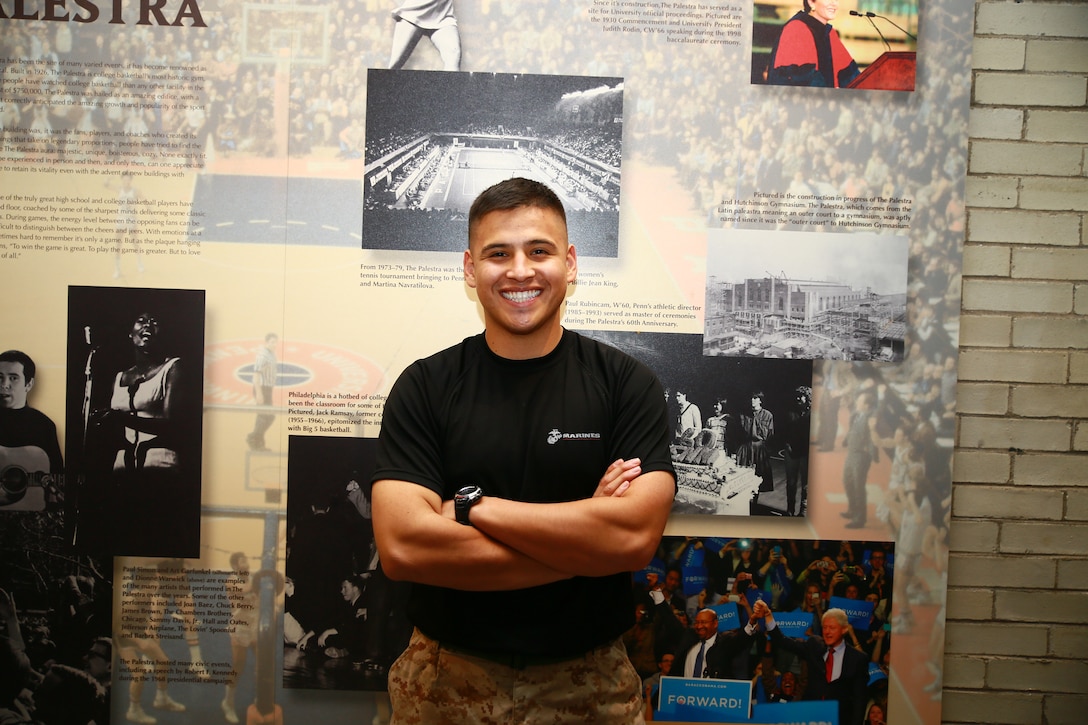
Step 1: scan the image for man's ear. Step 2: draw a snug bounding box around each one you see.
[463,249,476,288]
[566,243,578,284]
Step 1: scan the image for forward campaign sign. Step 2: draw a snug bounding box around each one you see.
[657,676,752,722]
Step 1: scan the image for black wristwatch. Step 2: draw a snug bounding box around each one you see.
[454,485,484,526]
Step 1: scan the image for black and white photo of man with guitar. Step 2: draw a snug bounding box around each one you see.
[0,350,62,510]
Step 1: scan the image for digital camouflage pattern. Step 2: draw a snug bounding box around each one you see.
[388,629,645,723]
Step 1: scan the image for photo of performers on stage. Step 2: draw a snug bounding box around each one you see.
[283,435,412,692]
[65,286,205,558]
[580,331,813,517]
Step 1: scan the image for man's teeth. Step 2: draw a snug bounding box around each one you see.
[503,290,540,303]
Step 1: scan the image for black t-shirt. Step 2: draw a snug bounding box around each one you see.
[371,330,674,657]
[0,406,64,474]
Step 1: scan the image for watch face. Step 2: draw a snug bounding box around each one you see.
[454,485,481,525]
[456,485,482,501]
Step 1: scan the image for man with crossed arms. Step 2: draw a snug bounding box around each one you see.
[370,178,676,722]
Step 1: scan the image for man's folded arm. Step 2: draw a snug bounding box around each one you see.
[371,478,570,591]
[468,469,676,577]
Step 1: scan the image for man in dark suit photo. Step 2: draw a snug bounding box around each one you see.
[680,607,761,679]
[757,601,868,725]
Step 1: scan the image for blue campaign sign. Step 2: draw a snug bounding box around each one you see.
[745,587,773,611]
[636,557,666,586]
[750,699,839,724]
[682,565,709,598]
[708,603,742,632]
[868,662,888,686]
[704,537,733,553]
[683,544,706,569]
[774,609,814,638]
[657,676,753,723]
[829,596,875,630]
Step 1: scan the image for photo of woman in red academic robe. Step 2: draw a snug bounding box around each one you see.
[766,0,860,88]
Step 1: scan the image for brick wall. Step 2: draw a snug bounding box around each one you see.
[945,1,1088,722]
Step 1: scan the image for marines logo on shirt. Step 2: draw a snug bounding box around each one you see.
[546,429,602,445]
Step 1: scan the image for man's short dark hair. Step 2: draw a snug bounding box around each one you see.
[468,177,567,239]
[0,350,35,383]
[343,574,367,592]
[90,636,113,657]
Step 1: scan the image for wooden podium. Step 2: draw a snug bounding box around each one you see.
[848,51,916,91]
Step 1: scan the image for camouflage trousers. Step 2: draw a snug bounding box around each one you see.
[388,628,646,724]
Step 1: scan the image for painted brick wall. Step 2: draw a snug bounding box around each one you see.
[946,1,1088,723]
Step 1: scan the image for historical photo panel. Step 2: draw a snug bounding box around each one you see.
[65,286,206,558]
[752,0,918,91]
[704,228,909,362]
[636,535,902,723]
[283,435,410,691]
[581,330,814,517]
[363,68,624,256]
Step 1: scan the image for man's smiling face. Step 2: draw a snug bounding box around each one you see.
[464,205,577,360]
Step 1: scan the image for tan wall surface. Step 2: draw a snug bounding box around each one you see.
[948,2,1088,723]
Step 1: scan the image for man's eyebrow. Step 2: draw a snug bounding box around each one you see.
[480,238,559,254]
[479,241,510,254]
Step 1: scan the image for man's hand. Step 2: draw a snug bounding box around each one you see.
[751,598,772,624]
[439,458,643,519]
[593,458,642,498]
[438,457,640,519]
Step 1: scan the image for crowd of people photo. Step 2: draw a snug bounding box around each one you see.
[2,344,111,725]
[0,575,114,725]
[630,537,897,723]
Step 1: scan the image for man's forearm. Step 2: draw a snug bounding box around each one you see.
[372,480,570,590]
[469,470,675,577]
[373,464,673,590]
